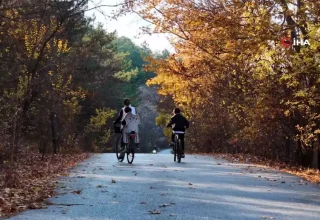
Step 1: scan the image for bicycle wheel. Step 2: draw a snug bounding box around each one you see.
[127,139,135,164]
[177,138,182,163]
[115,135,124,162]
[174,135,178,162]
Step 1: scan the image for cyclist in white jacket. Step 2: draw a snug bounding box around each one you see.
[113,98,137,126]
[121,107,140,151]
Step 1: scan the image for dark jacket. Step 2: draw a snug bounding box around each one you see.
[166,113,189,131]
[114,108,124,125]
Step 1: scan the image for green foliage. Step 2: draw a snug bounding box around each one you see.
[85,108,116,151]
[112,37,154,106]
[0,1,158,157]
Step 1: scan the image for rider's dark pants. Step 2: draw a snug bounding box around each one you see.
[172,133,185,152]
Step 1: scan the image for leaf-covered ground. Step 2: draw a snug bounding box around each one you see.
[211,153,320,184]
[0,153,89,218]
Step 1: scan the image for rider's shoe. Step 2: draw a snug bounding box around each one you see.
[181,153,185,158]
[136,143,140,150]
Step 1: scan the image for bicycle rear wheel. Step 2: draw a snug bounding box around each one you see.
[115,135,124,162]
[127,139,135,164]
[174,144,177,162]
[173,135,178,162]
[177,139,182,163]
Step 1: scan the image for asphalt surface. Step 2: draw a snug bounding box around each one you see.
[9,151,320,220]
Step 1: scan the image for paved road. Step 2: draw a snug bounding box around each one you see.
[9,153,320,220]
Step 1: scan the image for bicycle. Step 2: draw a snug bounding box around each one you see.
[114,131,135,164]
[173,131,184,163]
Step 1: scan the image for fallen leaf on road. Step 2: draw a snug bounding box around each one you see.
[188,183,193,185]
[112,179,117,183]
[71,189,82,194]
[150,186,155,189]
[217,163,221,165]
[149,164,154,166]
[159,204,171,207]
[149,210,161,214]
[261,217,275,219]
[77,176,85,178]
[141,202,147,204]
[170,214,176,216]
[281,181,285,184]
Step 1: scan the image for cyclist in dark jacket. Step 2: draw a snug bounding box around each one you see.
[166,108,189,157]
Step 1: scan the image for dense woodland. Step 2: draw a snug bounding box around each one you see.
[0,0,320,170]
[0,0,166,165]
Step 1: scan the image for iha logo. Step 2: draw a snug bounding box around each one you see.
[280,36,310,48]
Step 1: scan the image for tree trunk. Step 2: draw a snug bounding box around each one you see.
[286,137,291,160]
[312,135,319,169]
[50,112,58,154]
[41,135,47,161]
[11,114,17,163]
[296,139,302,163]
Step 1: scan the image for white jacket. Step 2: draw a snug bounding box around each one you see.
[122,112,140,133]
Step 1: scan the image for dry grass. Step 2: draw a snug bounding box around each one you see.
[286,168,320,183]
